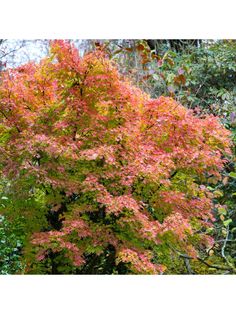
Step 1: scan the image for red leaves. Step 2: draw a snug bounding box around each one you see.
[0,40,232,273]
[80,145,117,165]
[161,212,193,240]
[117,248,165,274]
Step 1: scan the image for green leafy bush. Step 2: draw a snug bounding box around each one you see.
[0,215,25,274]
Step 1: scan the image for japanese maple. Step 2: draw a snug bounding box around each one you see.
[0,40,232,274]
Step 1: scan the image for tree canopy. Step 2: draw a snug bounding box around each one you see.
[0,40,232,274]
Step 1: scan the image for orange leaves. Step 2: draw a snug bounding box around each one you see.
[0,40,232,274]
[174,73,186,85]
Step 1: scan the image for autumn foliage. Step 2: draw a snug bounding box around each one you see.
[0,40,232,274]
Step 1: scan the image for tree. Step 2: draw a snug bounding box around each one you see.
[0,40,231,274]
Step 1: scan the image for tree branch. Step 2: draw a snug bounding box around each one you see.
[168,244,234,272]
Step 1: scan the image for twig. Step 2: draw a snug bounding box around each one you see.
[168,244,234,272]
[182,256,195,274]
[221,225,236,271]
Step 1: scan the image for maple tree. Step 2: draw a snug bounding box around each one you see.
[0,40,232,274]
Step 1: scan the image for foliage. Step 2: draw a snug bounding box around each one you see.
[105,40,236,116]
[148,40,236,113]
[112,39,236,273]
[0,214,24,274]
[0,40,232,274]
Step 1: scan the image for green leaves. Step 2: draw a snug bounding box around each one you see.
[217,207,227,215]
[0,215,25,274]
[229,172,236,179]
[223,219,232,227]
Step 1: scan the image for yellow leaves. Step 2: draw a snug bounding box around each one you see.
[222,228,227,237]
[213,190,223,198]
[207,177,219,185]
[96,101,111,116]
[217,206,227,215]
[208,249,214,256]
[140,122,148,133]
[206,227,214,235]
[162,51,175,66]
[220,214,225,221]
[222,176,229,185]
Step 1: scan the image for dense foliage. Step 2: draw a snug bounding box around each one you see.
[0,214,24,274]
[0,40,232,274]
[108,39,236,273]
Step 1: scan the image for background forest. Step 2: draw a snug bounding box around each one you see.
[0,39,236,274]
